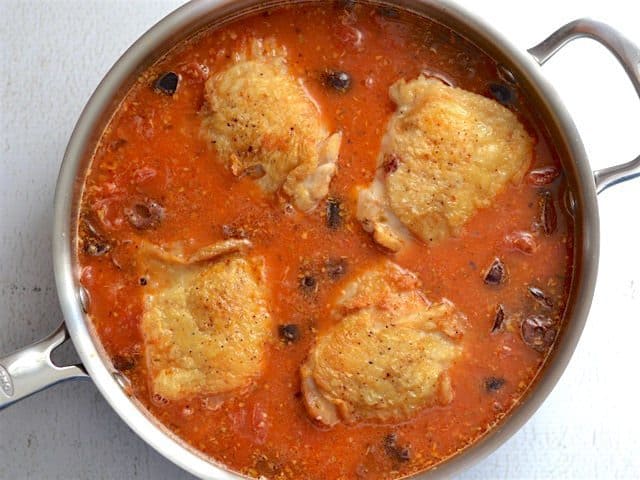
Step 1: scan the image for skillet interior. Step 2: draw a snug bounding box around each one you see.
[55,1,597,478]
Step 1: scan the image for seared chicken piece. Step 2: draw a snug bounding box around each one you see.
[202,39,342,211]
[301,261,465,426]
[140,240,272,401]
[358,77,533,250]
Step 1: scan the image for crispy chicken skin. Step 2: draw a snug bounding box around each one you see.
[301,261,465,426]
[202,39,342,211]
[358,77,533,250]
[140,240,272,401]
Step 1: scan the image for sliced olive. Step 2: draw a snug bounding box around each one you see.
[377,6,399,18]
[112,354,137,372]
[528,286,553,309]
[491,304,505,333]
[125,198,164,230]
[527,166,560,186]
[322,70,352,93]
[278,324,301,343]
[335,0,355,10]
[538,191,557,235]
[521,315,556,352]
[484,258,506,285]
[383,433,411,462]
[488,82,515,106]
[326,198,342,230]
[139,277,148,286]
[109,138,127,151]
[154,71,179,95]
[326,257,348,280]
[394,446,411,462]
[485,376,506,392]
[84,238,110,256]
[382,153,399,174]
[300,274,318,293]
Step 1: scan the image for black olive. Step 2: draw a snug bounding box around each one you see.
[125,198,164,230]
[84,238,110,256]
[154,71,179,95]
[383,433,411,462]
[484,258,506,285]
[109,138,127,151]
[335,0,356,10]
[322,70,352,93]
[377,6,399,18]
[394,446,411,462]
[491,304,505,333]
[278,324,301,343]
[326,258,347,280]
[521,315,556,352]
[112,354,137,372]
[528,286,553,309]
[485,376,506,392]
[538,191,557,235]
[488,82,515,106]
[301,275,317,291]
[326,198,342,229]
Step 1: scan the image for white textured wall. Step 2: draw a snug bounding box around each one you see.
[1,1,639,479]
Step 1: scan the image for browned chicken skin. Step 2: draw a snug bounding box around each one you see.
[301,260,465,426]
[358,76,533,251]
[202,38,342,212]
[140,240,272,401]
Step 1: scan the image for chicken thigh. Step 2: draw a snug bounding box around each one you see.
[301,261,465,426]
[140,239,272,402]
[358,76,533,251]
[202,38,342,211]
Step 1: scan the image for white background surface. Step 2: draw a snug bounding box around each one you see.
[1,1,640,479]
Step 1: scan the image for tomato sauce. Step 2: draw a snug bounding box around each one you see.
[77,3,573,479]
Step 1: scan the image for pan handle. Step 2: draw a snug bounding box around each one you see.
[0,323,88,410]
[528,18,640,194]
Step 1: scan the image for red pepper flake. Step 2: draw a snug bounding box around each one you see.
[382,154,400,174]
[527,166,560,186]
[505,231,537,255]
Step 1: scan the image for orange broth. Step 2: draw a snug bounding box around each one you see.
[77,3,573,479]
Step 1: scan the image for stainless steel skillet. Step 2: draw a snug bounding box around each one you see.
[2,1,640,478]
